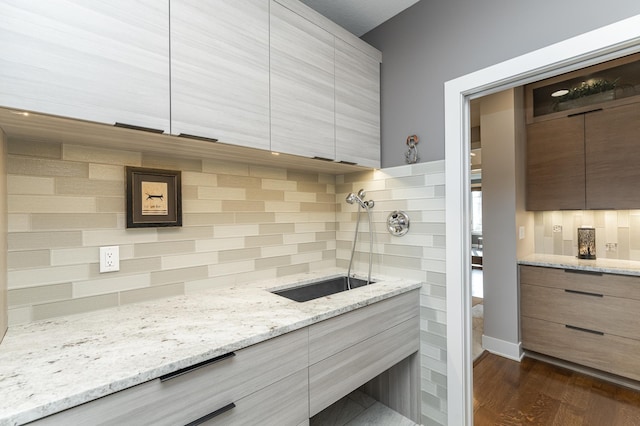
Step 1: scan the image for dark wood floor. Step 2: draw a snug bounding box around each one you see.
[473,353,640,425]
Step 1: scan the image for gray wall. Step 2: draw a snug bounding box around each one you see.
[480,89,520,353]
[362,0,640,167]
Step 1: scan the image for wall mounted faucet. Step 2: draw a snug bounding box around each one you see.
[345,189,374,209]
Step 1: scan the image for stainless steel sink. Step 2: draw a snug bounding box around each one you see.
[271,276,373,302]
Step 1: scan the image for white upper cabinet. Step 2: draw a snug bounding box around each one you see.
[170,0,270,149]
[0,0,170,132]
[270,1,335,160]
[335,39,381,168]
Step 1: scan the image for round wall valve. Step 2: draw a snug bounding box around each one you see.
[387,210,410,236]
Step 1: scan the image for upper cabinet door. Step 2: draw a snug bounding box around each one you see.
[0,0,170,132]
[526,115,586,211]
[585,103,640,210]
[270,1,335,160]
[170,0,270,149]
[335,39,380,168]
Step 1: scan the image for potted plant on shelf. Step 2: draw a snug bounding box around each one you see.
[553,78,618,111]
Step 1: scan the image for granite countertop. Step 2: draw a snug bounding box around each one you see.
[0,269,421,426]
[518,253,640,276]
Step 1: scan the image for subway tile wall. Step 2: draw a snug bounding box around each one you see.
[7,139,336,324]
[534,210,640,260]
[336,160,447,426]
[7,138,447,426]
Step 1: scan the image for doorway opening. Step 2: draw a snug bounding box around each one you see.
[444,15,640,425]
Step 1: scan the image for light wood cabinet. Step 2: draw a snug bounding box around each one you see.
[0,0,170,132]
[198,369,308,426]
[520,265,640,381]
[170,0,270,149]
[335,39,381,168]
[28,290,419,425]
[31,328,308,426]
[308,290,420,419]
[0,0,382,169]
[270,0,336,160]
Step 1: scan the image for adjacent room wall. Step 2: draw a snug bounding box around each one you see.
[362,0,640,167]
[480,89,521,359]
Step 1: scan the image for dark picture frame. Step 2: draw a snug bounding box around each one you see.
[126,167,182,228]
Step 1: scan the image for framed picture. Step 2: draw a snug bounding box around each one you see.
[126,167,182,228]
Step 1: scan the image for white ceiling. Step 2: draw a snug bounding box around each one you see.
[298,0,420,37]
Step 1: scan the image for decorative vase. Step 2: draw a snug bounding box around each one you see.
[577,227,596,259]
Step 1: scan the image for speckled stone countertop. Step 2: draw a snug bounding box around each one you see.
[519,253,640,276]
[0,269,421,426]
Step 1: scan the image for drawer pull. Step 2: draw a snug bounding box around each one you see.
[567,108,603,117]
[160,352,235,382]
[178,133,219,143]
[185,402,236,426]
[564,289,603,298]
[563,269,603,276]
[114,122,164,134]
[565,324,604,336]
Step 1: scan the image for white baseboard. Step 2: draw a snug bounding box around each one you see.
[481,335,523,361]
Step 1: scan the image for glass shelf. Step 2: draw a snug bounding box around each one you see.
[528,53,640,119]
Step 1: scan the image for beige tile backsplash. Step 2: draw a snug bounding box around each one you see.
[534,210,640,260]
[7,139,337,324]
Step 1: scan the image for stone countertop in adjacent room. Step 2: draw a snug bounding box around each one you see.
[0,269,422,426]
[518,253,640,276]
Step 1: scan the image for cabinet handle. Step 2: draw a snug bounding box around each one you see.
[185,402,236,426]
[313,156,334,162]
[565,324,604,336]
[563,269,603,276]
[567,108,603,117]
[114,122,165,134]
[338,160,358,165]
[178,133,219,143]
[159,352,235,382]
[564,289,603,298]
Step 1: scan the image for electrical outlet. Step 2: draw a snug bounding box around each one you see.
[100,246,120,273]
[606,243,618,252]
[553,225,562,233]
[519,226,525,240]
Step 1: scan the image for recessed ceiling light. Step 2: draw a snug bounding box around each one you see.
[551,89,569,97]
[271,152,280,156]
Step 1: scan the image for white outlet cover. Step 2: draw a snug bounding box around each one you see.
[519,226,525,240]
[100,246,120,273]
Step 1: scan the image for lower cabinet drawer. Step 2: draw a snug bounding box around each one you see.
[200,368,309,426]
[309,315,419,416]
[521,283,640,340]
[522,316,640,381]
[31,328,308,425]
[308,290,419,365]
